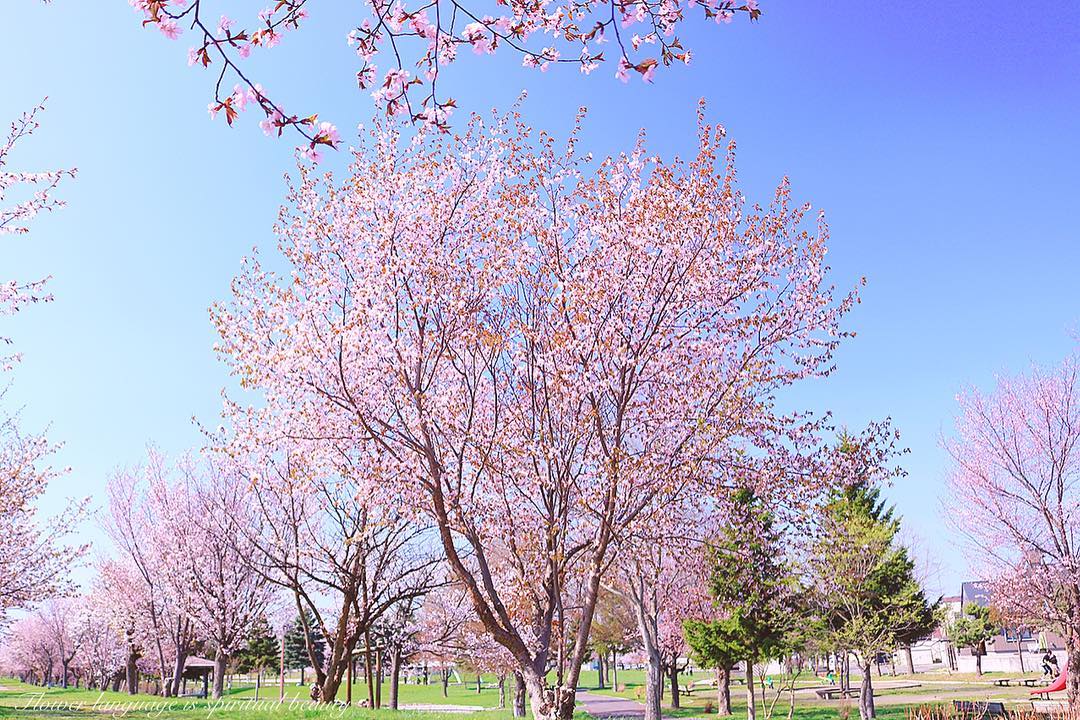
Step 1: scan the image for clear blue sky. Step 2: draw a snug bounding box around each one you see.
[2,1,1078,597]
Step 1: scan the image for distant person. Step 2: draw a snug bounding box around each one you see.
[1042,651,1059,678]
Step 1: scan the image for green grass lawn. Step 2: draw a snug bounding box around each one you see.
[1,668,1051,720]
[0,678,522,720]
[580,666,1053,717]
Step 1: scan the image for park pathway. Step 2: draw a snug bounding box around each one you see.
[576,691,647,718]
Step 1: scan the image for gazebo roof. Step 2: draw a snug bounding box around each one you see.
[184,656,216,670]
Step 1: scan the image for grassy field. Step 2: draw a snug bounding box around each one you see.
[0,678,522,720]
[584,667,1057,717]
[0,667,1061,720]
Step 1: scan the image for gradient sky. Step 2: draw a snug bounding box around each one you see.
[2,1,1078,597]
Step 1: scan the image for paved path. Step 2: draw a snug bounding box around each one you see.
[576,691,647,718]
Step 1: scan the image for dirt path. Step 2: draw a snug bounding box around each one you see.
[576,691,648,718]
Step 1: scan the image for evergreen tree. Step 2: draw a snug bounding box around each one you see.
[810,476,939,720]
[683,619,742,716]
[283,610,325,679]
[236,617,279,675]
[946,603,999,676]
[690,487,805,720]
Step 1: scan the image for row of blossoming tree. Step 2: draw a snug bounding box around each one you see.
[0,92,955,720]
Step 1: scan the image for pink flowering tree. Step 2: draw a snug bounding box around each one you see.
[155,458,275,699]
[95,556,156,694]
[0,613,56,684]
[1,101,76,366]
[102,451,201,697]
[129,0,758,139]
[0,413,86,620]
[215,449,443,704]
[0,102,82,622]
[945,355,1080,706]
[211,104,856,720]
[75,585,130,691]
[38,598,87,689]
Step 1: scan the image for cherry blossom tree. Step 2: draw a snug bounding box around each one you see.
[38,598,86,688]
[0,412,86,620]
[75,586,129,691]
[95,557,153,694]
[212,104,857,720]
[0,613,55,685]
[218,450,443,703]
[129,0,759,140]
[0,104,82,620]
[102,451,201,697]
[153,458,274,699]
[1,101,76,366]
[945,355,1080,706]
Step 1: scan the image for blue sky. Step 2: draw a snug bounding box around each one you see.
[2,1,1078,597]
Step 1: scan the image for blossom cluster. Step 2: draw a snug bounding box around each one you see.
[130,0,759,142]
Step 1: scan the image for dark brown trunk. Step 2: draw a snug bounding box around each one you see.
[126,648,139,695]
[499,675,507,709]
[668,663,680,709]
[597,650,605,689]
[389,646,402,710]
[513,671,527,718]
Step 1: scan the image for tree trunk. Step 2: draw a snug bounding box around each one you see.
[499,675,507,709]
[975,651,983,676]
[212,648,227,699]
[668,663,680,709]
[169,649,187,698]
[904,646,915,675]
[597,650,605,689]
[389,646,402,710]
[513,672,527,718]
[717,667,732,716]
[126,649,139,695]
[442,668,449,697]
[858,661,875,720]
[1066,631,1080,708]
[477,674,483,694]
[61,660,70,688]
[642,649,663,720]
[520,667,576,720]
[745,663,756,720]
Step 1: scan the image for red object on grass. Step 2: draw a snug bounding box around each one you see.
[1031,668,1067,695]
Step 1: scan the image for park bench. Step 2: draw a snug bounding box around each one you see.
[952,700,1007,718]
[994,678,1041,688]
[1031,699,1069,715]
[815,688,860,700]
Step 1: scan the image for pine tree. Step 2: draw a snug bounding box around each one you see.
[282,610,325,683]
[689,488,804,720]
[811,476,939,720]
[236,617,279,674]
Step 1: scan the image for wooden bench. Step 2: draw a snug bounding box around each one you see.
[994,677,1042,688]
[952,701,1007,718]
[815,688,860,700]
